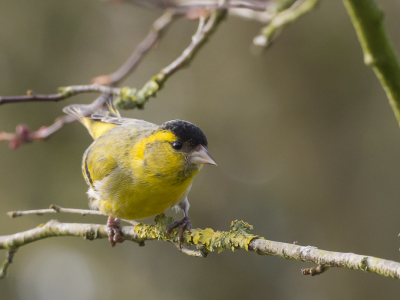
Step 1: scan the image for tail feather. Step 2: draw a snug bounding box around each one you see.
[63,98,121,139]
[63,104,94,122]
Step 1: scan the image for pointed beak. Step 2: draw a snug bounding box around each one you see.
[189,145,217,166]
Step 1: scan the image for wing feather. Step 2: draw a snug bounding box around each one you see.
[64,97,157,139]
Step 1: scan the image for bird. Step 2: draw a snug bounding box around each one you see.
[63,100,216,247]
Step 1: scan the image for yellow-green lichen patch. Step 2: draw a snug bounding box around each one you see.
[133,215,259,253]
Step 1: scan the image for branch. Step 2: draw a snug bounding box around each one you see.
[0,9,226,110]
[7,205,105,218]
[0,93,110,148]
[343,0,400,127]
[1,213,400,280]
[93,9,179,86]
[0,10,178,148]
[122,0,268,12]
[0,84,121,106]
[7,205,138,226]
[229,8,272,23]
[114,8,227,109]
[253,0,320,47]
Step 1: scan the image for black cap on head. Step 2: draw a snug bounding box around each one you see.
[160,120,208,147]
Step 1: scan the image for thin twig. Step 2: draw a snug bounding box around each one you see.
[123,0,268,12]
[7,205,105,218]
[253,0,320,47]
[0,9,226,111]
[229,8,272,23]
[0,8,224,108]
[343,0,400,127]
[0,84,120,105]
[0,92,65,105]
[7,205,138,226]
[0,93,110,148]
[93,9,180,86]
[0,10,179,147]
[1,216,400,280]
[0,8,225,145]
[114,8,227,109]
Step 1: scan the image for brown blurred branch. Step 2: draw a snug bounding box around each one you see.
[120,0,268,12]
[0,84,121,106]
[0,9,179,148]
[114,9,227,109]
[0,8,224,108]
[0,9,226,111]
[93,9,180,86]
[0,93,110,148]
[0,0,327,148]
[1,213,400,280]
[0,8,225,146]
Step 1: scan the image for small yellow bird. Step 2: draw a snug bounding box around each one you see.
[63,101,216,247]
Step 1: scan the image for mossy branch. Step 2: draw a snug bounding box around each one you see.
[1,213,400,280]
[343,0,400,127]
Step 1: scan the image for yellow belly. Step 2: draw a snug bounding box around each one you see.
[94,171,194,220]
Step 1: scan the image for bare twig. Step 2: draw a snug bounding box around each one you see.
[229,7,272,23]
[0,8,225,145]
[0,8,225,109]
[114,8,227,109]
[0,84,121,106]
[93,9,180,86]
[0,9,227,111]
[7,205,105,218]
[122,0,268,12]
[253,0,320,47]
[7,205,138,226]
[1,215,400,280]
[0,92,66,105]
[0,10,178,147]
[0,93,110,148]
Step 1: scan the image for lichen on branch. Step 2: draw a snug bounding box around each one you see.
[134,214,259,253]
[1,211,400,280]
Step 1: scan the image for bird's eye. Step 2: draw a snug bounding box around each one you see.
[172,141,182,150]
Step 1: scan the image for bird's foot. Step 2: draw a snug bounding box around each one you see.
[166,216,192,248]
[107,216,124,247]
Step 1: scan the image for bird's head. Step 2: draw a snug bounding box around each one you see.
[134,120,216,181]
[159,119,217,168]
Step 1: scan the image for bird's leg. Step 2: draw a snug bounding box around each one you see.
[166,199,191,248]
[107,216,124,247]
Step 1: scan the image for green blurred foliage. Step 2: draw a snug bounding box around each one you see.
[1,1,400,299]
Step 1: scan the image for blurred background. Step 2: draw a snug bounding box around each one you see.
[1,0,400,299]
